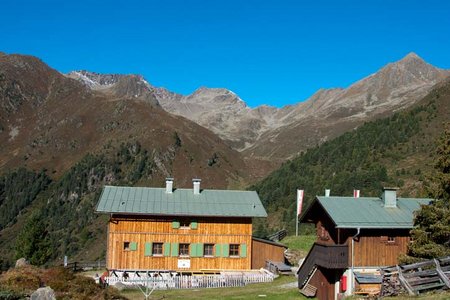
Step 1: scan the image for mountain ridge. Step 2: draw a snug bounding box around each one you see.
[0,53,261,188]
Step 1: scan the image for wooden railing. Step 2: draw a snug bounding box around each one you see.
[267,229,288,242]
[106,271,274,289]
[298,242,348,288]
[64,261,106,272]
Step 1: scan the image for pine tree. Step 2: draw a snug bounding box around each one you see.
[15,212,52,265]
[406,124,450,260]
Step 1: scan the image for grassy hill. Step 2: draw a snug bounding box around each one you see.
[252,79,450,234]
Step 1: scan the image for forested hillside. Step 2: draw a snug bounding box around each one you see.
[0,141,181,270]
[253,79,450,235]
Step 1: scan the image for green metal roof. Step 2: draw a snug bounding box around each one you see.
[312,196,431,229]
[95,186,267,217]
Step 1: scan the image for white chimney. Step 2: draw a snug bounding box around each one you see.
[193,179,201,195]
[165,178,174,194]
[353,190,360,198]
[382,187,398,208]
[325,189,331,197]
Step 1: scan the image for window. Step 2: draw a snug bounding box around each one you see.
[229,244,240,257]
[387,236,396,243]
[179,243,190,256]
[123,242,130,250]
[172,219,198,230]
[152,243,163,256]
[180,219,190,229]
[204,244,214,257]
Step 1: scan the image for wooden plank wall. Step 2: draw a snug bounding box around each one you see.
[251,239,286,269]
[314,213,339,245]
[308,267,339,300]
[107,215,253,271]
[345,230,410,267]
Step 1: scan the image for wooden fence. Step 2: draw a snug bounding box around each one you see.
[381,256,450,296]
[64,261,106,272]
[267,229,288,242]
[106,272,274,290]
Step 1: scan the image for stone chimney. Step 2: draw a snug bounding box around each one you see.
[165,178,174,194]
[325,189,331,197]
[382,187,398,208]
[193,179,201,195]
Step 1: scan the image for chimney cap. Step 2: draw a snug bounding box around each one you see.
[383,187,399,190]
[192,178,202,182]
[166,177,174,181]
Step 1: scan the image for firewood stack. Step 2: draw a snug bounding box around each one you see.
[380,269,405,297]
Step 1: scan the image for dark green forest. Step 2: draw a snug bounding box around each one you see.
[0,168,51,230]
[252,97,440,235]
[0,141,161,269]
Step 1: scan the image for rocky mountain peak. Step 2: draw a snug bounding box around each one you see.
[401,52,421,61]
[186,87,246,108]
[66,70,154,90]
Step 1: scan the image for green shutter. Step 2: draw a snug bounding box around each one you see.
[144,242,152,256]
[191,243,203,257]
[130,242,138,251]
[163,243,171,256]
[171,243,179,256]
[191,243,197,257]
[190,221,198,229]
[222,244,229,257]
[215,244,221,257]
[240,244,247,258]
[172,220,180,229]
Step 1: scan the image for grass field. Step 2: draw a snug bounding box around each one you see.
[119,275,305,300]
[282,235,315,252]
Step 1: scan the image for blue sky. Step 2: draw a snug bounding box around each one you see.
[1,0,449,108]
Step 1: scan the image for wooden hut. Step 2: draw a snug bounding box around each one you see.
[251,237,287,270]
[95,179,267,272]
[296,188,431,300]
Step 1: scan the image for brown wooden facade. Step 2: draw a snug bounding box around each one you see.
[251,238,287,269]
[298,197,418,299]
[306,201,410,267]
[308,267,339,300]
[107,214,253,271]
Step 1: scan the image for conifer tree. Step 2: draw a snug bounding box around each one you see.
[407,124,450,259]
[15,212,52,265]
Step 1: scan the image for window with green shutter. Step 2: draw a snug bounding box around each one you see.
[190,221,198,229]
[222,244,229,257]
[163,243,171,256]
[130,242,138,251]
[144,242,152,256]
[240,244,247,258]
[171,243,179,257]
[172,220,180,229]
